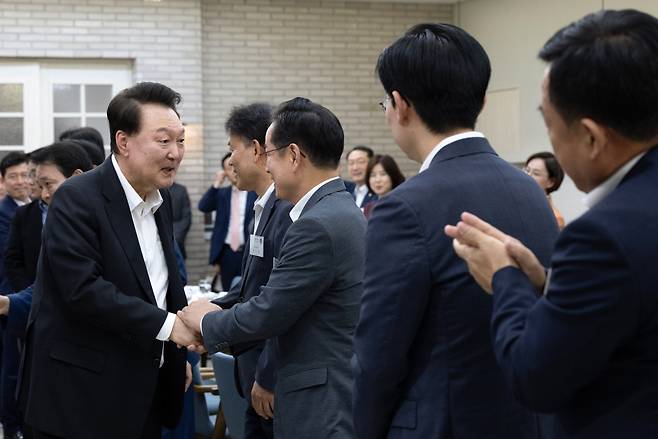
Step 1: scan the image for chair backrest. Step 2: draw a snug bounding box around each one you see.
[192,363,215,437]
[211,352,247,439]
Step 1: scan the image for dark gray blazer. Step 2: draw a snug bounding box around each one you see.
[215,192,293,396]
[202,178,366,438]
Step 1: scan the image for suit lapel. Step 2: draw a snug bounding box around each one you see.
[100,160,158,306]
[238,193,278,299]
[154,205,185,312]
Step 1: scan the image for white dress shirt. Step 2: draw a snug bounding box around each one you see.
[419,131,485,173]
[289,177,340,222]
[353,184,368,207]
[583,152,646,208]
[111,156,175,345]
[254,183,275,233]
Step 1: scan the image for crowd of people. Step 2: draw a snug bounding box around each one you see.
[0,7,654,439]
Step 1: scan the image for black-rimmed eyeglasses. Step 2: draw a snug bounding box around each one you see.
[259,144,307,158]
[379,95,391,112]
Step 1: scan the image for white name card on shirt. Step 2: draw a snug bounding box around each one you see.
[249,234,264,258]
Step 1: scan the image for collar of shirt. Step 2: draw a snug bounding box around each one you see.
[111,155,163,217]
[354,184,368,197]
[419,131,485,173]
[253,183,275,233]
[12,197,29,207]
[583,151,646,208]
[289,176,340,222]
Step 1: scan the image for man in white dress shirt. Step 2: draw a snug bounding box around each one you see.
[20,82,196,439]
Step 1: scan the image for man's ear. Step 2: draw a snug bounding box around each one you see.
[580,118,608,160]
[251,139,261,161]
[115,131,129,157]
[391,91,411,125]
[288,143,303,167]
[71,169,84,177]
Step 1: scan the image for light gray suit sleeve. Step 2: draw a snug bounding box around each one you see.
[201,216,334,353]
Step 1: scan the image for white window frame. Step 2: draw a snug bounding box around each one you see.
[40,62,132,150]
[0,62,40,151]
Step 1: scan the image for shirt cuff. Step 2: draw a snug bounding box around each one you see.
[157,312,177,341]
[200,314,205,337]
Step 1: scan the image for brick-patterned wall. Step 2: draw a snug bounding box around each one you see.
[0,0,455,283]
[201,0,453,179]
[199,0,452,281]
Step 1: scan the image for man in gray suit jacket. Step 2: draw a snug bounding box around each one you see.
[179,97,366,438]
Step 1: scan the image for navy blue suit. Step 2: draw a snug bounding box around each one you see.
[344,180,377,208]
[490,146,658,438]
[215,192,292,439]
[198,186,256,290]
[353,137,559,439]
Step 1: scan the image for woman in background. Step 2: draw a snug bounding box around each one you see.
[524,151,566,229]
[363,154,405,219]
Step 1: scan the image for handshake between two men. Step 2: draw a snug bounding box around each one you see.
[170,299,223,353]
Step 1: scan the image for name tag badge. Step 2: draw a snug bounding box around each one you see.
[250,234,264,258]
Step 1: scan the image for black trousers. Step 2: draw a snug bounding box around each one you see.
[245,404,274,439]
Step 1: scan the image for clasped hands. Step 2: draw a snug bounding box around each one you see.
[444,212,546,294]
[169,299,224,353]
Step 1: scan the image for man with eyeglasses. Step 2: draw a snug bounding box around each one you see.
[352,23,559,439]
[207,102,292,439]
[179,97,366,439]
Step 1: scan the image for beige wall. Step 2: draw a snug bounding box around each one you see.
[456,0,657,223]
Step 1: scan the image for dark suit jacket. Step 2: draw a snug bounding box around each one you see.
[202,179,366,438]
[5,200,42,292]
[20,159,187,439]
[490,146,658,438]
[6,284,32,336]
[215,192,292,396]
[344,180,377,208]
[353,137,559,439]
[198,186,257,264]
[0,196,20,293]
[169,182,191,258]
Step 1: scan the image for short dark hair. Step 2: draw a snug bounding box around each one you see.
[0,152,28,177]
[107,82,181,154]
[376,23,491,134]
[30,141,93,178]
[539,9,658,141]
[225,103,272,149]
[59,127,105,163]
[69,139,105,166]
[366,154,406,194]
[270,97,344,169]
[525,151,564,194]
[347,145,374,160]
